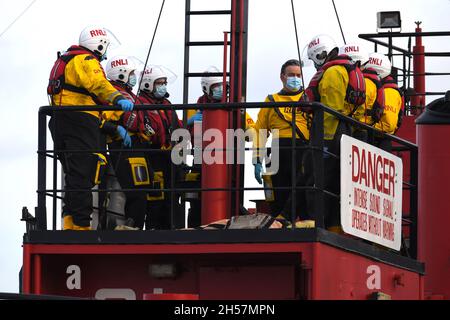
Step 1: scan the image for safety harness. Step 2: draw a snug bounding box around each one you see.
[363,68,385,123]
[47,45,100,100]
[137,91,181,148]
[111,84,159,142]
[305,54,366,116]
[267,94,308,141]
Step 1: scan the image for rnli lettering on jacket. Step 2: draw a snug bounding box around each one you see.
[374,77,404,134]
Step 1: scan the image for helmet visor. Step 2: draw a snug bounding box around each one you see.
[301,44,314,67]
[104,28,121,50]
[140,64,177,84]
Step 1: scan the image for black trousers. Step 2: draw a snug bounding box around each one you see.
[108,139,150,229]
[269,138,311,221]
[49,111,104,227]
[323,121,351,228]
[146,149,184,230]
[187,164,201,228]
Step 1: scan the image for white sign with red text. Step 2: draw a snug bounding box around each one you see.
[340,135,402,250]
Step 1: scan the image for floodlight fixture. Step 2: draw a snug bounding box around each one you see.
[377,11,401,32]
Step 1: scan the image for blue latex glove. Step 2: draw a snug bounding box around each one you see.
[117,126,132,148]
[187,111,203,126]
[254,163,263,184]
[116,99,134,112]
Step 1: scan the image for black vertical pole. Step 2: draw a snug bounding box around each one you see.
[52,148,57,230]
[311,106,325,228]
[388,35,393,62]
[170,155,176,229]
[37,110,47,230]
[409,148,418,259]
[183,0,191,108]
[291,105,297,227]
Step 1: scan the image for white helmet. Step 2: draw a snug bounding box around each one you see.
[105,55,136,84]
[79,26,115,58]
[140,65,167,92]
[307,34,337,69]
[201,66,223,96]
[339,43,369,65]
[365,52,392,79]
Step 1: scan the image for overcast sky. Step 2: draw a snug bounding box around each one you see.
[0,0,449,294]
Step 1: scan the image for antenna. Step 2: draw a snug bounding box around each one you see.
[136,0,166,96]
[290,0,306,89]
[332,0,346,44]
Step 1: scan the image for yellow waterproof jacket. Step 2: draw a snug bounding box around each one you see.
[244,112,255,129]
[358,78,378,125]
[51,53,123,119]
[374,87,402,134]
[318,65,361,140]
[253,91,309,158]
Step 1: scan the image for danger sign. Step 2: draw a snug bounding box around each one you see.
[340,135,402,250]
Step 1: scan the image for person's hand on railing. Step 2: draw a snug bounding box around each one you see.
[187,111,203,126]
[254,163,263,184]
[116,98,134,112]
[117,125,132,148]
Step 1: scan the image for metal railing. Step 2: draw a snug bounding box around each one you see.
[34,100,418,258]
[359,30,450,115]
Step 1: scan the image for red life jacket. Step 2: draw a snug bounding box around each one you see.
[363,68,385,123]
[197,94,211,104]
[109,82,157,143]
[47,45,98,96]
[137,92,182,147]
[305,55,366,114]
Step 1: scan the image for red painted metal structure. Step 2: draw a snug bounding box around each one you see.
[200,0,247,224]
[417,110,450,300]
[19,3,450,300]
[412,22,426,112]
[22,230,424,300]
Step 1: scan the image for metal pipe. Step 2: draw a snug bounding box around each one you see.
[200,5,234,224]
[412,22,426,109]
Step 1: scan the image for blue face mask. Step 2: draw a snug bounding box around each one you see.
[211,86,223,100]
[154,84,167,98]
[286,76,303,92]
[128,73,137,87]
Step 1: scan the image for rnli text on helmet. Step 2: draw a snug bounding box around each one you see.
[111,59,129,68]
[344,46,360,53]
[90,29,107,38]
[309,38,320,48]
[368,57,383,66]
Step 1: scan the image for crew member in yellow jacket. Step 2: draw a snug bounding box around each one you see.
[338,44,385,142]
[48,26,134,231]
[364,52,403,152]
[305,35,366,232]
[253,59,313,228]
